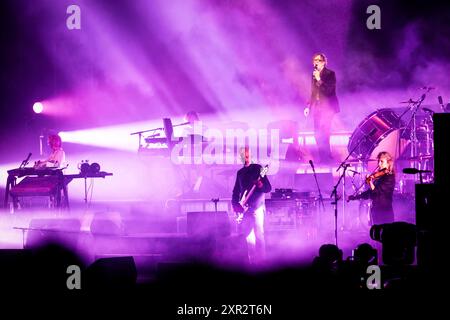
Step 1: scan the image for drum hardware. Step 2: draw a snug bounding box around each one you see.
[402,167,432,184]
[438,96,450,113]
[422,107,434,115]
[407,155,433,161]
[397,90,433,182]
[348,108,406,174]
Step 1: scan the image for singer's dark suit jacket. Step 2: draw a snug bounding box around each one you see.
[310,67,340,113]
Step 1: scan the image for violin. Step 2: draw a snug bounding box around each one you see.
[348,168,388,202]
[365,168,388,184]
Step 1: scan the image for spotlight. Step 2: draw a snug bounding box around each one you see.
[370,222,416,265]
[33,102,44,114]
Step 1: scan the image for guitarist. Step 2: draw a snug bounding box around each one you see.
[232,147,272,265]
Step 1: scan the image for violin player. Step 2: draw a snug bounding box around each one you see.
[348,151,396,225]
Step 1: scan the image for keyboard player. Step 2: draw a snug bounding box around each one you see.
[34,133,66,169]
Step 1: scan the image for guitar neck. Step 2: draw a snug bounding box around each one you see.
[240,165,268,207]
[241,184,257,207]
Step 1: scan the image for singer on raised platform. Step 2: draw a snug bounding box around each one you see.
[348,151,395,225]
[304,53,340,164]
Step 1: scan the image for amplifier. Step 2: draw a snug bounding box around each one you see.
[271,188,315,199]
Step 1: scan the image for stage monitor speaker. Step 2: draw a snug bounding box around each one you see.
[294,172,334,194]
[25,219,81,249]
[187,211,230,238]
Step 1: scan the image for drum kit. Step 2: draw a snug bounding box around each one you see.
[347,98,435,189]
[342,90,435,230]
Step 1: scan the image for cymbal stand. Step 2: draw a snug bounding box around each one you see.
[401,92,428,182]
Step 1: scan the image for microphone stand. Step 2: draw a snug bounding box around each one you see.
[336,129,375,230]
[310,164,325,230]
[330,163,350,247]
[130,127,163,151]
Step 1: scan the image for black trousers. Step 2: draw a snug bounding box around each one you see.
[313,104,337,162]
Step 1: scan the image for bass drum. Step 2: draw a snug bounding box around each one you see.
[348,109,408,172]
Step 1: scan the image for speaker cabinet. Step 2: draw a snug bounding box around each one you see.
[434,113,450,185]
[415,184,447,274]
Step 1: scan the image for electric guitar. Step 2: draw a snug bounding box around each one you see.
[236,165,269,224]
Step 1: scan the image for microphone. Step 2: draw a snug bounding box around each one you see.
[312,65,318,77]
[422,107,434,114]
[20,152,32,168]
[348,169,360,175]
[309,159,315,172]
[24,152,32,164]
[402,168,432,174]
[368,128,377,136]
